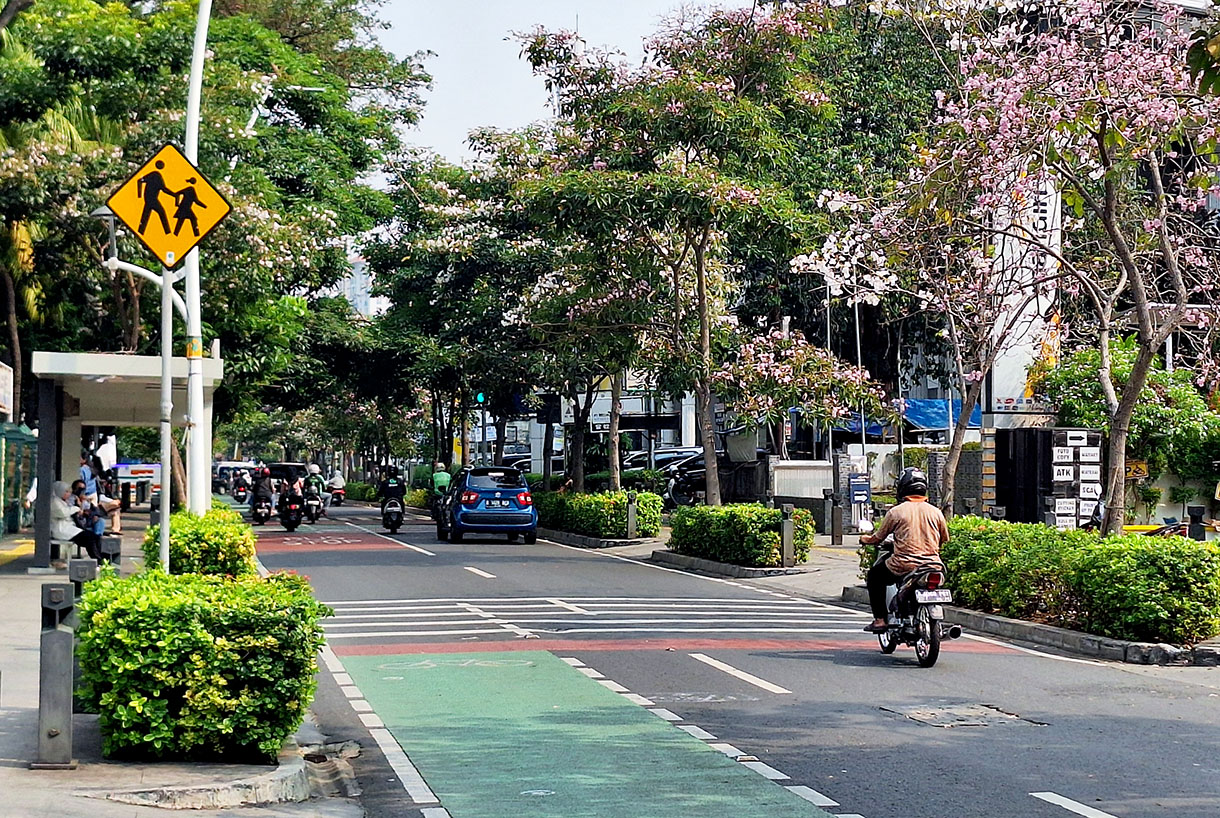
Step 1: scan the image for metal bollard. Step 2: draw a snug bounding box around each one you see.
[830,491,844,546]
[68,559,97,598]
[626,491,638,540]
[31,583,76,770]
[1188,505,1206,541]
[780,504,795,568]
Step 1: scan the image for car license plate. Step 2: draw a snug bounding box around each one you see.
[486,499,510,508]
[915,589,952,604]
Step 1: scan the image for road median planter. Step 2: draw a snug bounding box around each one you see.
[669,503,814,567]
[538,526,663,549]
[534,490,663,539]
[652,549,809,578]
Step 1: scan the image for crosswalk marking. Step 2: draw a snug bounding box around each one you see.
[321,595,871,640]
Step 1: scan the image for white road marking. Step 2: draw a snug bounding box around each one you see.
[548,598,592,614]
[350,699,373,713]
[708,742,746,757]
[785,786,839,807]
[1031,792,1122,817]
[339,685,362,698]
[358,712,384,728]
[325,619,498,629]
[458,601,536,639]
[559,657,585,666]
[463,566,496,578]
[332,672,353,686]
[342,521,436,555]
[420,809,451,818]
[649,708,682,721]
[577,667,605,678]
[967,633,1108,666]
[689,653,792,694]
[678,724,717,740]
[325,628,507,639]
[598,679,630,693]
[622,693,655,706]
[367,726,440,804]
[740,761,789,780]
[319,644,343,673]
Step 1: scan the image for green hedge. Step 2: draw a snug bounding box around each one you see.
[669,504,814,567]
[406,488,429,508]
[584,469,667,493]
[345,481,376,501]
[77,571,331,760]
[933,517,1220,644]
[525,473,567,491]
[143,507,257,576]
[534,491,663,538]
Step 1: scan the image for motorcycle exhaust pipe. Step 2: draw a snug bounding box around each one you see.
[946,624,963,640]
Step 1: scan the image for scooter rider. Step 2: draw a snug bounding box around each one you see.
[858,467,949,634]
[378,465,406,511]
[304,464,328,513]
[253,467,275,504]
[430,462,451,514]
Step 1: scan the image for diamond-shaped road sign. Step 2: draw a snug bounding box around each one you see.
[106,144,232,269]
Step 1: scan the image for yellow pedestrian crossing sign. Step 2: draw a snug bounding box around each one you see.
[106,144,231,269]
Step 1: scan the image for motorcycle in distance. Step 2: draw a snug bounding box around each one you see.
[383,497,404,534]
[863,519,963,668]
[329,486,345,506]
[232,483,250,505]
[250,496,272,525]
[279,491,304,533]
[304,490,324,524]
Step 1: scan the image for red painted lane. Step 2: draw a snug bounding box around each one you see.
[255,527,402,553]
[331,636,1018,657]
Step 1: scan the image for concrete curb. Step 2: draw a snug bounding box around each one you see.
[650,550,809,578]
[840,584,1220,666]
[84,738,310,810]
[538,527,662,550]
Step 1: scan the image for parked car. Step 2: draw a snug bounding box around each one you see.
[436,467,538,544]
[621,447,704,471]
[213,460,257,494]
[507,456,564,475]
[268,462,308,487]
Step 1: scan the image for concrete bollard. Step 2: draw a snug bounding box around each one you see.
[780,504,795,568]
[31,583,77,770]
[626,491,638,539]
[99,536,121,566]
[68,559,97,598]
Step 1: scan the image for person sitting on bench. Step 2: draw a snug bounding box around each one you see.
[51,480,101,560]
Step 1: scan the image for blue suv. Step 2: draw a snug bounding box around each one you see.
[437,467,538,543]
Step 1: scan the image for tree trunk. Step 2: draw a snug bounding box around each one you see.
[940,378,984,517]
[493,416,506,465]
[2,265,22,423]
[694,229,721,505]
[608,371,623,491]
[1102,343,1158,534]
[170,432,188,512]
[0,0,33,32]
[568,382,595,493]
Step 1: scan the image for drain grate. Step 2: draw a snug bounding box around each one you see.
[881,703,1048,727]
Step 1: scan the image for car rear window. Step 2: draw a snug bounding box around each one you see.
[468,470,527,489]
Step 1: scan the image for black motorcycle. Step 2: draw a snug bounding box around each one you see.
[872,539,963,668]
[382,497,404,534]
[232,483,250,504]
[250,496,272,525]
[304,490,323,524]
[280,492,304,532]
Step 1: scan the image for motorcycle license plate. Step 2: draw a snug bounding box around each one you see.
[915,589,952,604]
[486,499,510,508]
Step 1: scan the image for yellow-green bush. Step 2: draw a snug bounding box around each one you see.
[142,507,256,576]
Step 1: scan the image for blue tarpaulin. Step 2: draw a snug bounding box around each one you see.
[902,398,981,431]
[830,399,981,437]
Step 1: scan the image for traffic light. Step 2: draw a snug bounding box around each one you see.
[475,391,485,405]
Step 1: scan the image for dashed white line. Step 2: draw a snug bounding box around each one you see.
[342,521,436,555]
[622,693,655,706]
[1031,792,1121,818]
[741,761,789,780]
[577,667,605,678]
[358,712,384,728]
[649,708,682,721]
[367,726,439,805]
[420,809,451,818]
[785,786,839,807]
[598,679,630,693]
[688,653,793,694]
[709,742,746,757]
[678,724,717,740]
[463,566,496,578]
[332,672,353,686]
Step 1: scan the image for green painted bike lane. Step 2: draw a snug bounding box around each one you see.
[341,650,834,818]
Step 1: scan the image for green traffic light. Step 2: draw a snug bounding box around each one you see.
[476,392,485,404]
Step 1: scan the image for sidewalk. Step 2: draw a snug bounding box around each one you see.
[0,515,360,817]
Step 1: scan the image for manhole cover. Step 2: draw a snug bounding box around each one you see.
[881,703,1047,727]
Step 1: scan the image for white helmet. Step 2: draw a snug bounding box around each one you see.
[309,464,321,475]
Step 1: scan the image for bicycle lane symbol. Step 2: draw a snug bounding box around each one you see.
[376,657,536,680]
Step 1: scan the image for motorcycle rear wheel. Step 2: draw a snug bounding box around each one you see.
[283,522,299,533]
[914,607,941,668]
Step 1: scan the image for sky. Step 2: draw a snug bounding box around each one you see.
[379,0,751,162]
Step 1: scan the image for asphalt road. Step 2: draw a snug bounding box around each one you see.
[256,505,1220,818]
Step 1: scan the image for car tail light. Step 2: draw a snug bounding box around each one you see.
[461,490,480,506]
[517,492,534,506]
[925,572,942,590]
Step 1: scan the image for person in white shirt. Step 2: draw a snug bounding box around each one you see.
[50,480,100,560]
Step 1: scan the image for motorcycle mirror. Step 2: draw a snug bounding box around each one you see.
[857,519,875,534]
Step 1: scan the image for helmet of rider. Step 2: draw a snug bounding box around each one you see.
[433,461,445,472]
[895,466,929,500]
[387,465,399,478]
[309,464,321,475]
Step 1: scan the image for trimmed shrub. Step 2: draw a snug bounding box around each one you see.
[406,488,430,508]
[669,504,814,567]
[411,464,432,489]
[143,507,257,576]
[525,473,567,491]
[939,517,1220,644]
[534,491,663,538]
[77,570,331,760]
[345,481,375,501]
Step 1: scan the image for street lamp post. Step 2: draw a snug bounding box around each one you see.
[183,0,214,514]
